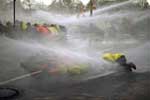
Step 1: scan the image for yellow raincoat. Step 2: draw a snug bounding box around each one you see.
[59,64,88,75]
[21,22,28,31]
[102,53,124,62]
[47,26,58,35]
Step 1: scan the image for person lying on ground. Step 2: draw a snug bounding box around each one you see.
[102,53,136,72]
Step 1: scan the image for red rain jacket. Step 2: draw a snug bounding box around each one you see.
[36,25,50,35]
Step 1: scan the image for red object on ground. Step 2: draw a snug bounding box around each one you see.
[36,25,50,35]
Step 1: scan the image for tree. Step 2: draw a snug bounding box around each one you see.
[22,0,33,9]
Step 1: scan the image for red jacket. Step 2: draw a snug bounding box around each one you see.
[36,25,50,35]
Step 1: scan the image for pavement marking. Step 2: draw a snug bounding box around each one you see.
[0,70,42,85]
[82,71,114,81]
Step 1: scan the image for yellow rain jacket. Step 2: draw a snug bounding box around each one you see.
[21,22,28,31]
[55,25,60,32]
[60,64,88,75]
[48,26,58,34]
[102,53,124,62]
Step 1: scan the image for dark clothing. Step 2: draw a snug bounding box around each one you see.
[116,56,136,72]
[116,55,127,65]
[0,23,7,35]
[122,62,136,72]
[59,25,67,32]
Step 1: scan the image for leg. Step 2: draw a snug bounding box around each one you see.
[128,62,136,70]
[123,62,136,72]
[121,63,133,72]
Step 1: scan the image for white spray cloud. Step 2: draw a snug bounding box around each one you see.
[80,0,90,6]
[147,0,150,5]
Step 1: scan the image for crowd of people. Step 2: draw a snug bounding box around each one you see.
[0,20,67,40]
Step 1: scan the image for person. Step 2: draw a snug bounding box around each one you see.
[6,21,13,31]
[35,24,49,35]
[41,62,88,76]
[11,20,22,39]
[26,22,31,32]
[102,53,136,72]
[15,20,21,31]
[92,0,96,10]
[25,22,33,38]
[47,24,58,35]
[0,21,7,35]
[5,21,13,37]
[59,25,67,32]
[20,21,28,31]
[77,2,86,17]
[139,0,149,8]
